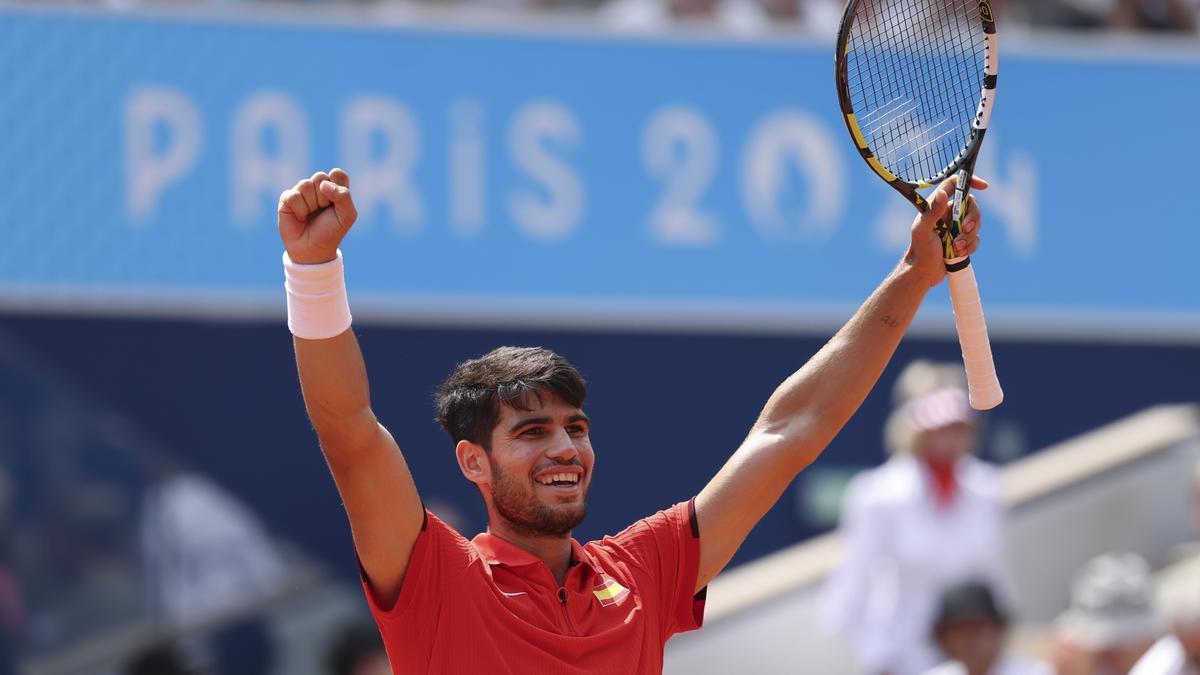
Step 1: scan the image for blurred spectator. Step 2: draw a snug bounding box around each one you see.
[0,470,24,675]
[140,459,286,628]
[0,546,21,675]
[1193,461,1200,542]
[1129,566,1200,675]
[888,359,967,407]
[1017,0,1197,30]
[825,361,1014,675]
[125,643,201,675]
[924,580,1051,675]
[328,621,391,675]
[1187,462,1200,557]
[1107,0,1198,29]
[1051,553,1162,675]
[751,0,842,30]
[34,481,142,646]
[30,0,1200,32]
[600,0,770,34]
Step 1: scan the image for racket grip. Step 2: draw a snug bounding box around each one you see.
[946,260,1003,410]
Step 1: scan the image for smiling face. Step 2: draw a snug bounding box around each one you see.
[465,393,594,538]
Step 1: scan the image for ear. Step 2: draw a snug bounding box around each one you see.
[456,439,490,486]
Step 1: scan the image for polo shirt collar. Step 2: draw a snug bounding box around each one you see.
[473,531,594,573]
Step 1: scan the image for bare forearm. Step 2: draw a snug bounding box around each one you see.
[695,263,934,588]
[279,169,425,603]
[294,330,376,442]
[754,263,933,468]
[695,176,983,590]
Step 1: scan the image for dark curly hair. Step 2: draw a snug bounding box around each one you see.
[435,346,587,450]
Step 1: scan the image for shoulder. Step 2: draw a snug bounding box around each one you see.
[589,501,696,563]
[362,510,480,619]
[426,510,480,562]
[616,500,695,537]
[394,509,481,585]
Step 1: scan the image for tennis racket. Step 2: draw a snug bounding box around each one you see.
[835,0,1003,410]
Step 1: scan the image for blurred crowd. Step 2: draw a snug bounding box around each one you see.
[824,360,1200,675]
[0,334,389,675]
[28,0,1200,34]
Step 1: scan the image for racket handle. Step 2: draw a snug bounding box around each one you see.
[945,259,1003,410]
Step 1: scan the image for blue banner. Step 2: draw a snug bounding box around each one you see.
[0,7,1196,335]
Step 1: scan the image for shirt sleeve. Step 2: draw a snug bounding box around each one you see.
[603,498,705,639]
[359,509,476,623]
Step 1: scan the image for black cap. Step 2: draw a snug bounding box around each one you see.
[933,581,1009,634]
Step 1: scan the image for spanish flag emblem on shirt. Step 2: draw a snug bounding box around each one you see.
[592,576,631,607]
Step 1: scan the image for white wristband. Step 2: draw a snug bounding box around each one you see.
[283,250,352,340]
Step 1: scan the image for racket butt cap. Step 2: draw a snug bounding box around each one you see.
[969,387,1003,411]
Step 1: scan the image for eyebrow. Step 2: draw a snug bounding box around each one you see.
[508,413,590,434]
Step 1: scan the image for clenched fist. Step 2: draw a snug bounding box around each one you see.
[903,173,986,287]
[278,168,358,265]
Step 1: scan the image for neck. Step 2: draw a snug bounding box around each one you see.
[488,520,575,585]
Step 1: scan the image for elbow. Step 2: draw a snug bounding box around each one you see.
[312,408,383,459]
[747,418,825,472]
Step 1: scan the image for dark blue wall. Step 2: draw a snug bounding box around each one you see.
[3,313,1197,581]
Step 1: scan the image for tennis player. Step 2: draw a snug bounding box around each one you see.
[278,167,985,673]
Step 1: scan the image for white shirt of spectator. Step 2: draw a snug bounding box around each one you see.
[824,453,1016,675]
[1130,635,1199,675]
[140,473,286,626]
[924,654,1053,675]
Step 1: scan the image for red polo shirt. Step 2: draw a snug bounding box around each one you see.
[362,499,706,674]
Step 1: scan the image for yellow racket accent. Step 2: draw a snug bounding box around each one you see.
[867,157,898,183]
[846,113,868,149]
[847,113,898,181]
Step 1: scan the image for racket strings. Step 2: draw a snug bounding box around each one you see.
[846,0,985,183]
[864,2,973,175]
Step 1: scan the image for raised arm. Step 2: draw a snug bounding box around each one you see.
[693,176,987,591]
[279,169,424,606]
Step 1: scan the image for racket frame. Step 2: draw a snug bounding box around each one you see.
[834,0,1004,409]
[835,0,998,247]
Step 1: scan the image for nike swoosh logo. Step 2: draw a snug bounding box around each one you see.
[499,590,528,598]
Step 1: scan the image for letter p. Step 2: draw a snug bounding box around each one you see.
[125,86,202,226]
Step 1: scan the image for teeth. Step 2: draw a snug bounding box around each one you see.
[538,473,579,485]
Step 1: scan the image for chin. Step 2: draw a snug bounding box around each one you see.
[544,502,587,534]
[552,500,587,518]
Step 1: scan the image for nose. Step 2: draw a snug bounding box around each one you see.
[544,428,580,461]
